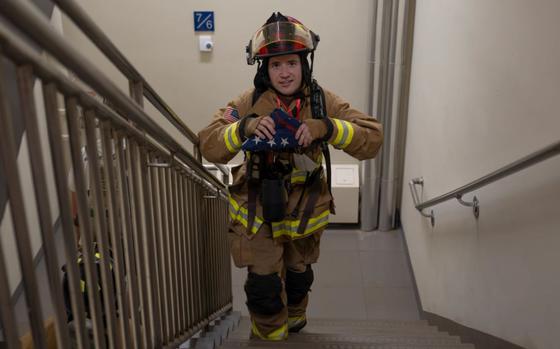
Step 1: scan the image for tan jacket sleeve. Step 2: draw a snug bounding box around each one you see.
[323,89,383,160]
[198,89,254,164]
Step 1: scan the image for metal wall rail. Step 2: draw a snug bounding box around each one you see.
[0,3,232,349]
[410,140,560,226]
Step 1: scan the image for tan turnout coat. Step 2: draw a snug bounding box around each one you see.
[198,87,383,241]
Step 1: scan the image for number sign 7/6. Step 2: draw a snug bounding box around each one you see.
[194,11,214,32]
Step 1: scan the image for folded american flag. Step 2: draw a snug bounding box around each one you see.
[242,108,301,152]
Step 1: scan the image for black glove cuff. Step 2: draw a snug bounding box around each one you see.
[321,117,334,142]
[238,113,258,141]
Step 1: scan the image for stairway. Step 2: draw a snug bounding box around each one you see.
[199,316,475,349]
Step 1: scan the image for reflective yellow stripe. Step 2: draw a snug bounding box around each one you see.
[228,196,263,234]
[230,122,241,147]
[333,119,345,145]
[332,119,354,149]
[251,320,288,341]
[228,195,329,238]
[290,169,308,184]
[80,280,86,293]
[271,209,330,239]
[224,122,242,153]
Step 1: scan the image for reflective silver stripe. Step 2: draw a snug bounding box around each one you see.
[337,120,349,147]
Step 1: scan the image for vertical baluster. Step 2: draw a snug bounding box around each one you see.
[16,66,71,349]
[164,166,177,336]
[208,188,216,312]
[65,97,106,349]
[223,197,229,306]
[127,140,152,347]
[169,166,182,336]
[140,147,162,347]
[225,196,232,305]
[41,83,90,349]
[149,153,166,342]
[114,133,142,348]
[176,170,187,333]
[192,179,206,320]
[99,122,131,349]
[157,160,173,342]
[187,177,201,324]
[83,110,118,349]
[183,173,194,330]
[184,174,196,329]
[218,194,225,308]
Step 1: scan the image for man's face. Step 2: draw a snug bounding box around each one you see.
[268,54,302,96]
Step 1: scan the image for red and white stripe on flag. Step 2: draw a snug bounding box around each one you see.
[223,106,239,123]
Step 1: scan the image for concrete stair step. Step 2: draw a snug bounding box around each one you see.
[288,319,430,328]
[235,317,437,331]
[233,318,441,336]
[233,324,443,337]
[220,343,475,349]
[228,329,453,340]
[203,317,475,349]
[224,334,462,346]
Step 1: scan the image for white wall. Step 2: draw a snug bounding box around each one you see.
[62,0,375,164]
[401,1,560,348]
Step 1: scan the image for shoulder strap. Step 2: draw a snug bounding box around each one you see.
[310,80,332,196]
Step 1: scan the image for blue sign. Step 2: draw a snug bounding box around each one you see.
[194,11,214,32]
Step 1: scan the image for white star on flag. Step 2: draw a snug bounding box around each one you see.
[267,139,276,147]
[281,138,289,147]
[252,136,262,145]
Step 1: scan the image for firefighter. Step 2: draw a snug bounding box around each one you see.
[198,12,383,340]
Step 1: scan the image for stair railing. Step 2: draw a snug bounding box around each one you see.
[409,140,560,226]
[0,0,231,348]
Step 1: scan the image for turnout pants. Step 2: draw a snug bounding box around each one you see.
[228,223,321,340]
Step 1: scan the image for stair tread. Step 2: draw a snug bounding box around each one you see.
[238,317,430,328]
[210,317,475,349]
[219,343,475,349]
[236,317,434,330]
[228,330,453,339]
[225,335,462,345]
[233,323,443,336]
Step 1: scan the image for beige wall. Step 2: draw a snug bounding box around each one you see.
[63,0,375,164]
[401,1,560,348]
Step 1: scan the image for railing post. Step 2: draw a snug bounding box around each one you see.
[129,80,144,108]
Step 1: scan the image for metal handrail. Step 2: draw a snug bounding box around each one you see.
[0,2,233,347]
[0,0,224,190]
[51,0,199,145]
[410,140,560,225]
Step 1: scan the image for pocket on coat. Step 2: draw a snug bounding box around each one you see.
[227,226,253,268]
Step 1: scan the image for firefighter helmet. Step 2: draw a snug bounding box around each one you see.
[246,12,319,65]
